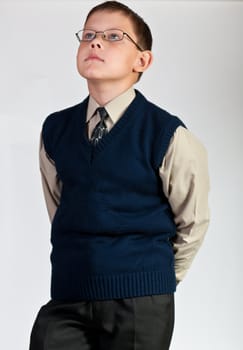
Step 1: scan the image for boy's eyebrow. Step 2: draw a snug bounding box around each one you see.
[83,27,126,31]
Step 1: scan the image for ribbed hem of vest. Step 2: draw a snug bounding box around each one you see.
[51,270,176,301]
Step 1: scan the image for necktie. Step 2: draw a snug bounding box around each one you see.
[90,107,109,146]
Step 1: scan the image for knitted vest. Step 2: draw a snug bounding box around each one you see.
[42,90,185,301]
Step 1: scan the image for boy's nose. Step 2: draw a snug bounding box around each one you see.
[91,42,102,49]
[90,34,103,49]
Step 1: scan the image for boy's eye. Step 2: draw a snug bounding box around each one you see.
[83,31,95,40]
[105,31,122,41]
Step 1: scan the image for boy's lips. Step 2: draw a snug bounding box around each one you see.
[85,54,104,62]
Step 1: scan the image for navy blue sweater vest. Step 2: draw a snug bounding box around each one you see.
[42,90,185,301]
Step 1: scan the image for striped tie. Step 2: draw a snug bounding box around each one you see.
[90,107,109,146]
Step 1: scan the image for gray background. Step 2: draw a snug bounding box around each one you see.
[0,0,242,349]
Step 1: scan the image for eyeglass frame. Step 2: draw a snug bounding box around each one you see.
[75,28,144,52]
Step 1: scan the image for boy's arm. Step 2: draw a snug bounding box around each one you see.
[39,132,63,223]
[159,126,210,284]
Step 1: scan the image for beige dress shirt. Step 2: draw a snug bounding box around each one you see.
[39,88,210,284]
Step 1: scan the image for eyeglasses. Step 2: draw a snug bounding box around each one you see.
[75,28,143,51]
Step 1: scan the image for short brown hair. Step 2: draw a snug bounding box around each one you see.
[85,1,153,52]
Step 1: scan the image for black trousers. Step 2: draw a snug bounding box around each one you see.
[29,294,174,350]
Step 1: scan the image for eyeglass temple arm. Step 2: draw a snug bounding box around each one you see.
[75,33,81,42]
[123,33,143,51]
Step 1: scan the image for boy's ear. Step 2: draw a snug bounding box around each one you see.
[133,50,153,73]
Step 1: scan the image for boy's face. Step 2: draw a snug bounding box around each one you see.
[76,10,146,87]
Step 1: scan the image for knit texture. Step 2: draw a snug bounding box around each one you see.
[42,90,186,301]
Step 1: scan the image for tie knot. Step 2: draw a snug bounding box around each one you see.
[96,107,108,122]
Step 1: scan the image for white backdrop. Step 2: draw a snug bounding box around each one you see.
[0,0,242,349]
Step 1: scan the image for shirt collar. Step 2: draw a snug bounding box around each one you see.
[86,87,136,124]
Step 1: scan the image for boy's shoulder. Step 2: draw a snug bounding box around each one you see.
[135,90,186,128]
[42,97,88,130]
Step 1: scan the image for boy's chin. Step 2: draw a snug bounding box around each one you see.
[77,69,105,81]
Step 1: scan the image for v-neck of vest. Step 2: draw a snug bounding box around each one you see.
[78,91,144,156]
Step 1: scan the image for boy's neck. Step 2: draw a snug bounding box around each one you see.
[87,81,135,106]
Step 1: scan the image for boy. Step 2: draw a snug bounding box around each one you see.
[29,1,210,349]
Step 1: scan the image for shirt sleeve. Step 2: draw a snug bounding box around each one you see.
[39,132,63,223]
[159,126,210,283]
